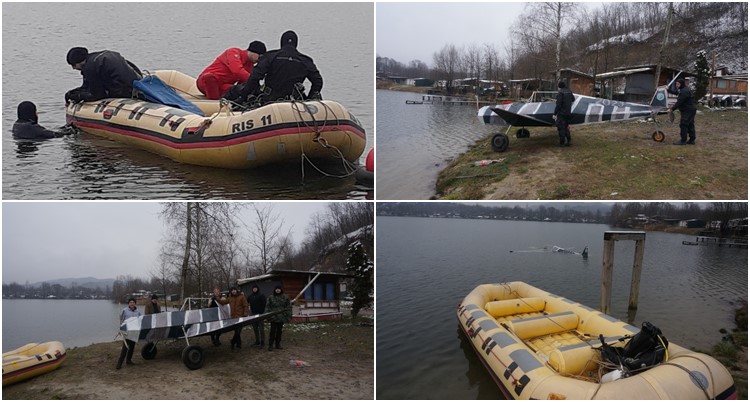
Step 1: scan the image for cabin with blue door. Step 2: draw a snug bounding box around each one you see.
[236,270,351,322]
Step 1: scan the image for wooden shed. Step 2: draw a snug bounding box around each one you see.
[557,69,595,96]
[237,270,351,322]
[596,65,693,103]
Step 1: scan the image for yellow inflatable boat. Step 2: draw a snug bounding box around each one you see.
[2,341,67,386]
[65,70,366,169]
[457,282,736,399]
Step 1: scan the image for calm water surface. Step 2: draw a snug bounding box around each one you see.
[2,3,373,200]
[376,90,497,199]
[376,217,748,399]
[2,299,126,352]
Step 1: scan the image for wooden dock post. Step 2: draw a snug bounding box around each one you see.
[601,231,646,315]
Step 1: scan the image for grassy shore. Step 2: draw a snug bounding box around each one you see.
[436,108,747,200]
[703,301,748,399]
[3,317,373,400]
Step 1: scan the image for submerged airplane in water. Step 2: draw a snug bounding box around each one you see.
[509,245,589,258]
[477,85,676,152]
[119,304,277,369]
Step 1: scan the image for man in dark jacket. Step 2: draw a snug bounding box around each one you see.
[144,294,161,315]
[667,78,697,145]
[65,47,143,103]
[12,101,69,139]
[236,30,323,105]
[553,81,575,147]
[247,284,267,348]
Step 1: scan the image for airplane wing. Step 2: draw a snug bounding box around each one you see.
[489,108,554,127]
[120,307,281,342]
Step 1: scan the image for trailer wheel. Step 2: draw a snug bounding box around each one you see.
[652,130,665,142]
[491,133,509,152]
[141,342,157,360]
[182,345,204,370]
[515,128,530,138]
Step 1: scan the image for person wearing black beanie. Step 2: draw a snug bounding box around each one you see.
[12,101,69,139]
[667,77,697,145]
[196,40,267,100]
[553,80,575,147]
[232,30,323,106]
[65,47,142,103]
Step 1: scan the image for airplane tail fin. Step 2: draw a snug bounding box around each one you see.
[649,86,669,109]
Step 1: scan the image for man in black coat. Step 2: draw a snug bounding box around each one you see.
[247,284,267,348]
[65,47,143,103]
[667,78,697,145]
[237,30,323,105]
[553,81,575,147]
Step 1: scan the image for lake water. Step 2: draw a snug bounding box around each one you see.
[376,216,748,399]
[2,3,373,200]
[2,299,127,352]
[376,90,497,199]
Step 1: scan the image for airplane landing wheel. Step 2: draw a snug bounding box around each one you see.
[141,342,157,360]
[652,130,665,142]
[182,345,204,370]
[491,133,509,152]
[516,128,530,138]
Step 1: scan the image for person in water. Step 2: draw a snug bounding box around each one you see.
[196,41,266,100]
[12,101,69,139]
[235,30,323,105]
[65,47,142,103]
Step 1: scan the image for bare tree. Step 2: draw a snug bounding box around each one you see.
[513,2,582,81]
[160,203,245,300]
[246,204,293,274]
[483,43,500,83]
[464,43,483,88]
[433,43,461,93]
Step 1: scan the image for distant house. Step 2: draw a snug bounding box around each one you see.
[679,219,706,228]
[709,66,747,106]
[237,270,351,322]
[405,78,434,87]
[596,65,692,103]
[508,78,555,99]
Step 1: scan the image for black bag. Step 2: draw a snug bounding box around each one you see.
[599,322,668,372]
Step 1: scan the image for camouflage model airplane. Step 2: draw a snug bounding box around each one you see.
[477,86,674,152]
[119,304,277,370]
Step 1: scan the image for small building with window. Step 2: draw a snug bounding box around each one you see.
[237,270,351,322]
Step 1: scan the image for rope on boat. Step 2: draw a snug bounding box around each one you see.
[289,99,359,184]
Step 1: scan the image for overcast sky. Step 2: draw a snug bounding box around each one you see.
[377,2,601,66]
[2,202,332,284]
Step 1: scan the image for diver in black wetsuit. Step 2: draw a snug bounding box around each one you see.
[12,101,70,139]
[233,30,323,106]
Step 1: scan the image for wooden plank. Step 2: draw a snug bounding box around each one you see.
[628,239,646,311]
[601,238,615,314]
